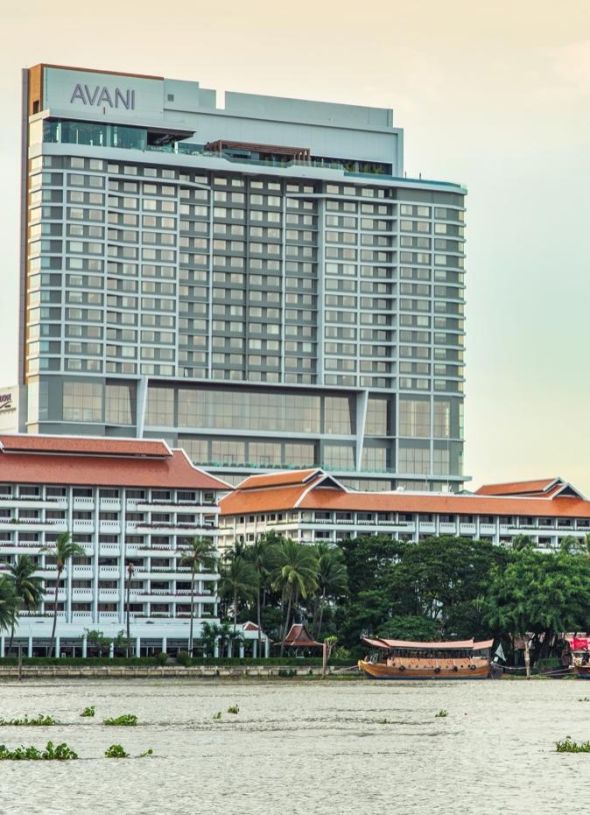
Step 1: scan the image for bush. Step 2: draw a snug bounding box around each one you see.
[156,652,168,666]
[556,737,590,753]
[80,706,95,718]
[103,714,137,726]
[176,651,192,667]
[105,744,129,758]
[0,741,77,760]
[0,714,55,726]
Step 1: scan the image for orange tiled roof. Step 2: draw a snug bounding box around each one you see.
[475,478,559,496]
[0,435,229,491]
[235,469,323,491]
[0,434,170,458]
[220,471,590,520]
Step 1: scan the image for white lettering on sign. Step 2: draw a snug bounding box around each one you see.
[70,84,135,110]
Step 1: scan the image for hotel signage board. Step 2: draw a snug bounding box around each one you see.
[43,67,164,118]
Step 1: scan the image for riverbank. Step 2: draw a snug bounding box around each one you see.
[0,664,361,680]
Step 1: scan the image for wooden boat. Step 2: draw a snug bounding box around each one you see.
[358,637,493,680]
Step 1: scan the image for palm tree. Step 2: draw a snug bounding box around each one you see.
[44,533,85,657]
[7,555,44,652]
[271,539,318,655]
[245,535,276,657]
[219,556,256,636]
[180,536,217,657]
[0,577,18,639]
[313,544,348,637]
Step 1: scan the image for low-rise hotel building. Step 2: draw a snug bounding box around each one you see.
[0,434,230,656]
[219,469,590,551]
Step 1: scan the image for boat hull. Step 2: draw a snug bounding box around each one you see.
[575,666,590,679]
[357,659,490,680]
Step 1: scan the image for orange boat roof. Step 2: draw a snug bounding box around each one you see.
[363,637,493,651]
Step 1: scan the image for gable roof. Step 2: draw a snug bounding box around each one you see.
[282,623,322,648]
[0,434,230,491]
[236,469,323,491]
[220,469,590,520]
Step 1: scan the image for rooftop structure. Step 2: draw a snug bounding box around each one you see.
[17,63,466,493]
[219,469,590,551]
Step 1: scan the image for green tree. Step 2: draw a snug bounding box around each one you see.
[484,548,590,664]
[7,555,44,651]
[271,539,318,654]
[0,577,18,638]
[243,533,278,656]
[180,536,217,656]
[312,543,348,637]
[388,536,507,636]
[44,533,85,657]
[219,556,257,634]
[377,614,438,641]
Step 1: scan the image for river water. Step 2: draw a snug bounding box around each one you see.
[0,677,586,814]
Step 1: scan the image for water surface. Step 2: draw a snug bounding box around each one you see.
[0,678,584,814]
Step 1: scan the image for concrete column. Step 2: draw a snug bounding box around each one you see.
[28,636,33,658]
[55,636,61,658]
[252,640,258,659]
[239,642,245,659]
[162,637,167,654]
[109,641,114,659]
[135,636,141,658]
[82,635,87,658]
[214,639,219,658]
[0,636,4,657]
[264,638,270,658]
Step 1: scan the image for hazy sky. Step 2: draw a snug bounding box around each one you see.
[1,0,589,491]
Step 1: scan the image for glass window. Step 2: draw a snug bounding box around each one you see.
[145,387,174,426]
[399,399,430,437]
[365,398,388,435]
[106,383,136,425]
[63,382,103,422]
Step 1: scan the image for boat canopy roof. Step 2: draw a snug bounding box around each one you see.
[362,637,494,652]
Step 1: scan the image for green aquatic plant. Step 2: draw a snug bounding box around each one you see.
[0,740,78,760]
[212,711,222,721]
[556,736,590,753]
[139,748,154,757]
[377,718,390,724]
[104,714,138,726]
[105,743,129,758]
[80,705,95,718]
[0,714,55,726]
[579,698,590,703]
[435,709,448,718]
[227,705,239,715]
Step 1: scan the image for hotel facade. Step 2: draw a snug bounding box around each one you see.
[219,470,590,553]
[17,63,466,492]
[0,434,232,656]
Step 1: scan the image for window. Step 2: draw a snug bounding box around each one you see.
[399,399,430,438]
[63,382,103,422]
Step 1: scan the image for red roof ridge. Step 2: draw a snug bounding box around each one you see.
[475,477,560,496]
[235,468,324,491]
[0,433,171,459]
[171,447,233,491]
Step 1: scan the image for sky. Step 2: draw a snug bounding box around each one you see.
[1,0,589,491]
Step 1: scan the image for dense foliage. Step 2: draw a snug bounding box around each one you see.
[218,533,590,664]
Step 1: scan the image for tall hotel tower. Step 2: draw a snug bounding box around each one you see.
[19,64,466,491]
